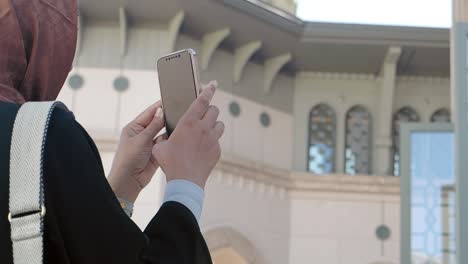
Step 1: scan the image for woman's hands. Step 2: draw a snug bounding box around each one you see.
[108,81,224,203]
[154,81,224,189]
[108,101,166,203]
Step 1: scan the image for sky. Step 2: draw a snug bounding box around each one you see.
[296,0,452,28]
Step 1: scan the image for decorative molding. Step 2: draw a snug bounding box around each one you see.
[234,41,262,83]
[297,71,450,85]
[167,11,185,53]
[201,28,231,71]
[217,154,400,195]
[297,71,378,81]
[290,172,400,195]
[302,23,449,48]
[264,53,292,93]
[397,76,450,84]
[93,137,401,196]
[119,7,128,57]
[216,0,303,33]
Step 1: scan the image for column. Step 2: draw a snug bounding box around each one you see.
[336,107,345,174]
[374,47,401,176]
[452,1,468,263]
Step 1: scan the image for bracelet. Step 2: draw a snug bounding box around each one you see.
[117,197,134,218]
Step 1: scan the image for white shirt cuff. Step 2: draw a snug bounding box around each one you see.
[163,179,204,222]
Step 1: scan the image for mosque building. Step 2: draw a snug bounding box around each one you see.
[60,0,456,263]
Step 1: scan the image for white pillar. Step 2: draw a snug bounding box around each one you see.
[375,47,401,176]
[335,108,346,174]
[452,1,468,263]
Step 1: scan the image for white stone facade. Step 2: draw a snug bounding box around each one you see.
[60,2,451,262]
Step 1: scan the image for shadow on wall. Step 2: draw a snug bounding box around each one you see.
[204,227,264,264]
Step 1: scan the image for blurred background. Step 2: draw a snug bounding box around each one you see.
[59,0,461,263]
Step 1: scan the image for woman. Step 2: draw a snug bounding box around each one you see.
[0,0,224,263]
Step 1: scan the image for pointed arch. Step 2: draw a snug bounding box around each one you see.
[392,107,420,176]
[204,227,262,264]
[431,108,451,123]
[307,104,336,174]
[345,105,372,175]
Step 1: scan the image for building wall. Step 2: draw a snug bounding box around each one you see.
[288,186,400,264]
[59,67,293,170]
[293,73,379,173]
[394,77,451,122]
[59,22,448,264]
[293,73,451,174]
[77,22,296,115]
[202,161,291,264]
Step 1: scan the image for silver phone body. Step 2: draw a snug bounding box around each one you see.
[157,49,201,136]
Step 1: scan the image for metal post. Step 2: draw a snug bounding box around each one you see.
[451,1,468,261]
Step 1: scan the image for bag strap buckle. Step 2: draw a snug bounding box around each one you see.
[8,205,46,223]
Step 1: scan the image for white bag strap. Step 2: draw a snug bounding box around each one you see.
[8,101,68,264]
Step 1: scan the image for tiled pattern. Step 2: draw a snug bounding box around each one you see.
[345,106,371,175]
[308,104,336,174]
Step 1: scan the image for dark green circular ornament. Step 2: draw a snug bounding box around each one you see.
[376,225,391,241]
[68,74,84,90]
[229,101,241,117]
[260,112,271,128]
[113,76,130,92]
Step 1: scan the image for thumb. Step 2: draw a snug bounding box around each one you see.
[141,107,165,141]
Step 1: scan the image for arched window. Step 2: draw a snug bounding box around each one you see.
[392,107,420,176]
[308,104,336,174]
[431,108,451,123]
[345,106,372,175]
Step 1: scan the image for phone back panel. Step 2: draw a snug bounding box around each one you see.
[157,50,198,136]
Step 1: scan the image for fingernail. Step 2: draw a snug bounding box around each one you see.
[155,107,164,119]
[209,80,217,92]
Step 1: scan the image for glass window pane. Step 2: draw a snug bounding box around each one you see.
[410,132,455,263]
[345,106,371,175]
[308,104,336,174]
[431,108,451,123]
[393,107,420,176]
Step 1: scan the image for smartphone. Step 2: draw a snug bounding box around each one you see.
[157,49,201,136]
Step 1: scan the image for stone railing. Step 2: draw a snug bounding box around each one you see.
[216,153,400,195]
[94,136,401,196]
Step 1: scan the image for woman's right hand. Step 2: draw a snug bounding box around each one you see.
[153,81,224,189]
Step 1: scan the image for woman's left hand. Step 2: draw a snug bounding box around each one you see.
[108,101,166,203]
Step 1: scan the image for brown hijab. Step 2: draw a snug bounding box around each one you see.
[0,0,77,103]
